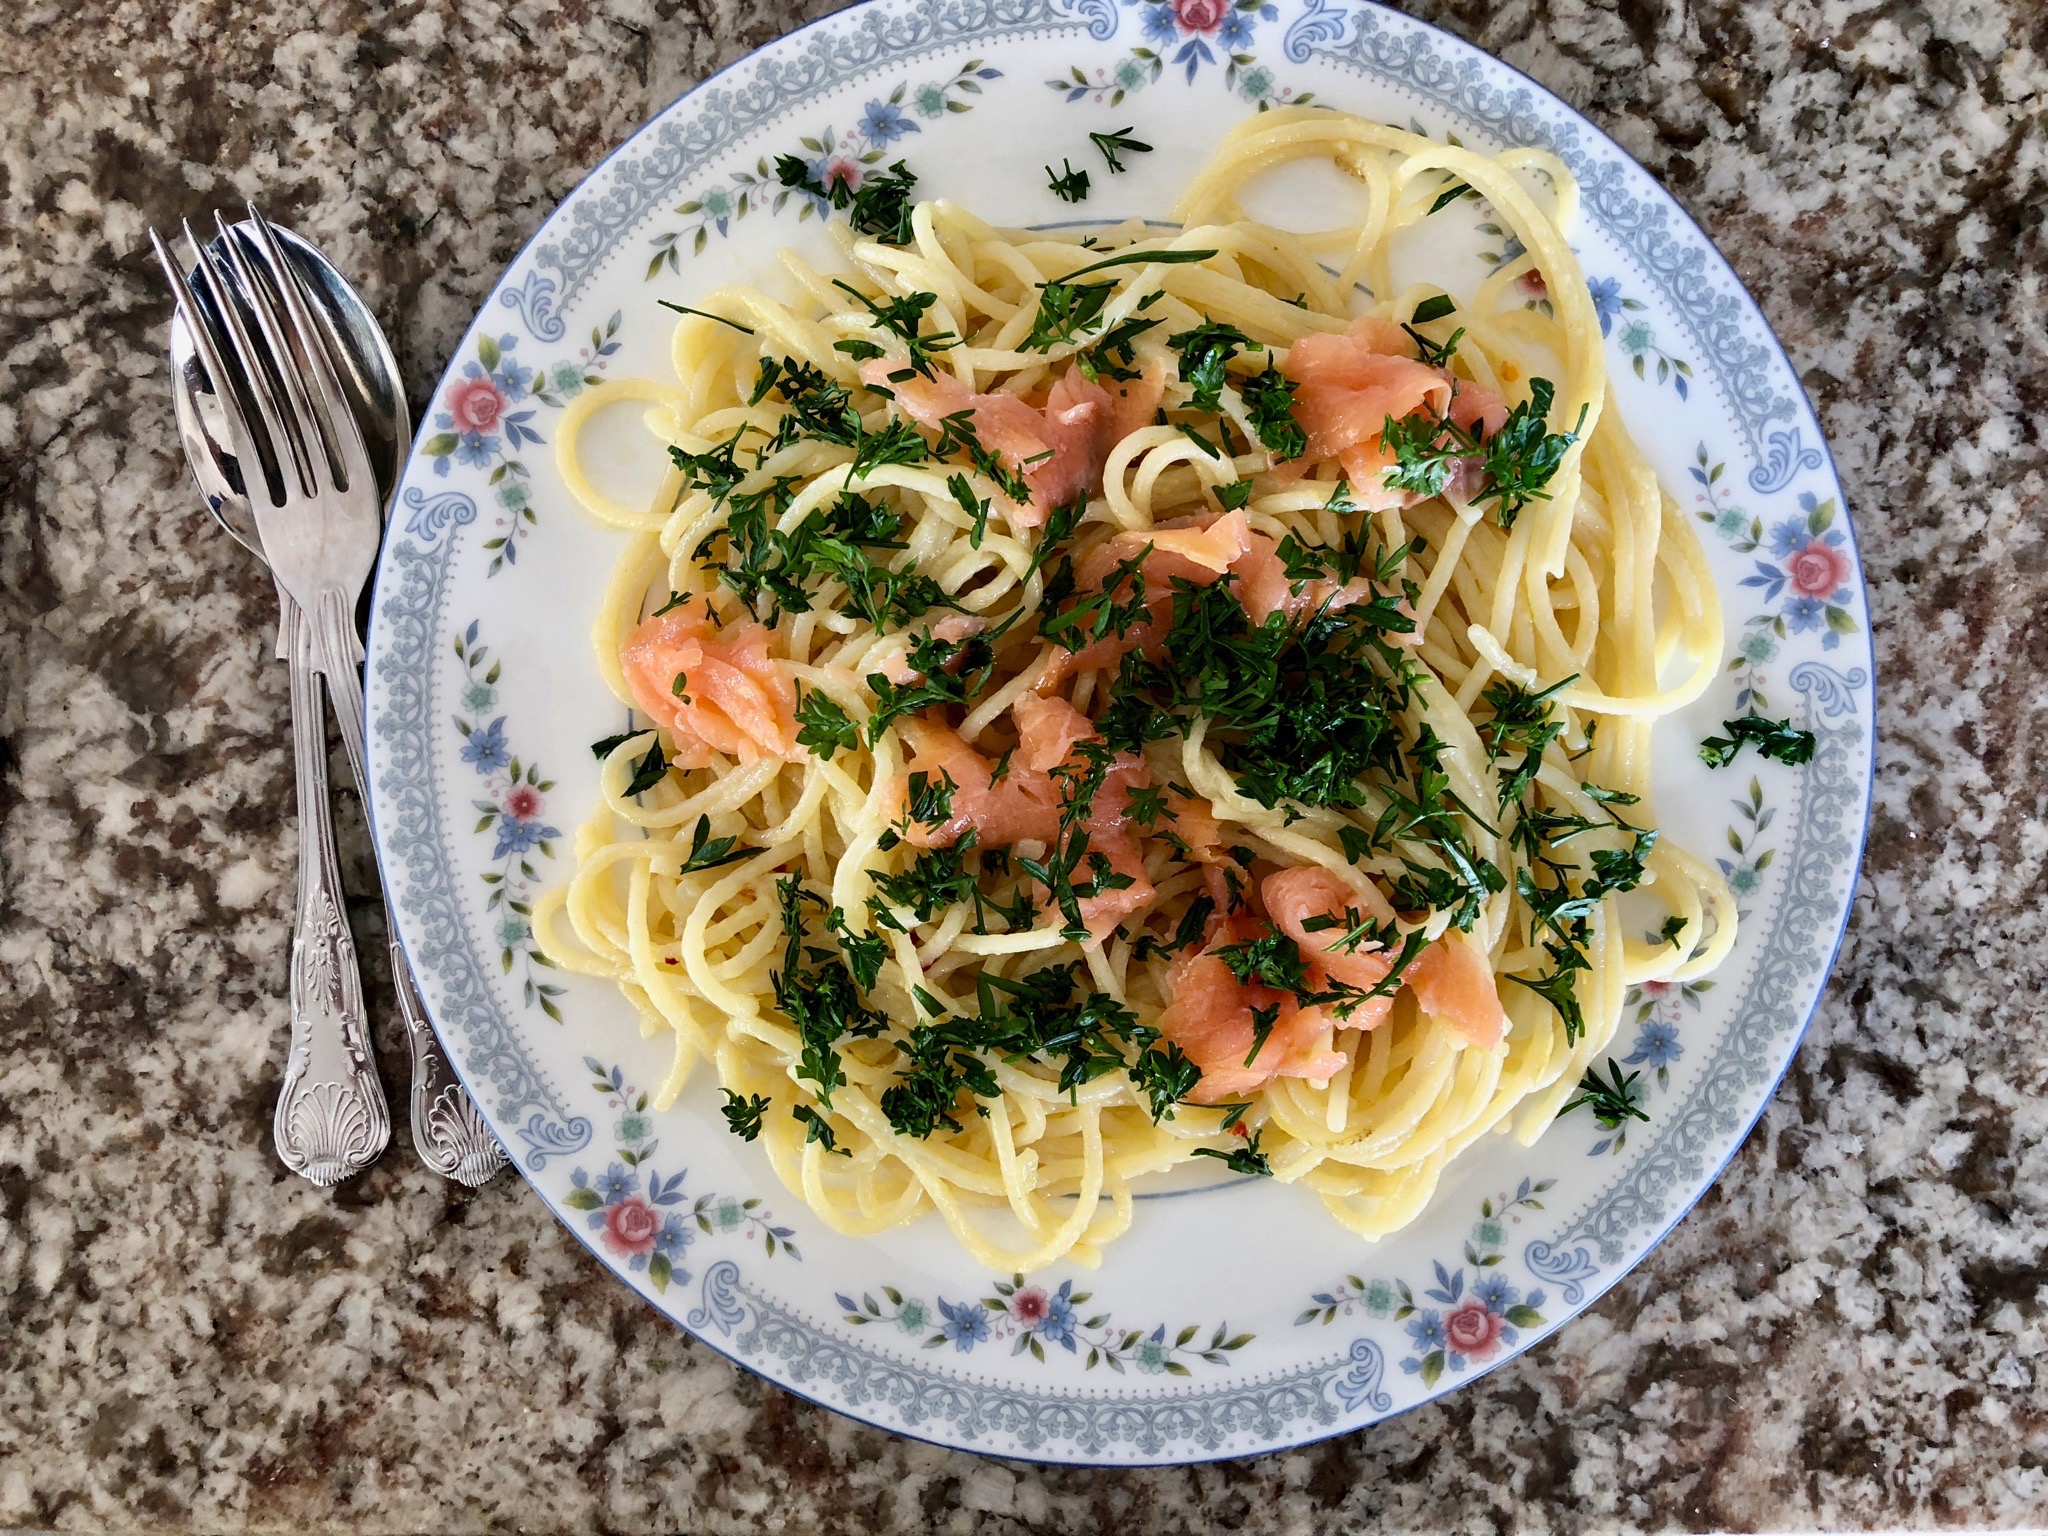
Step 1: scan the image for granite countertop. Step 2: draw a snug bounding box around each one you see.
[1,0,2043,1529]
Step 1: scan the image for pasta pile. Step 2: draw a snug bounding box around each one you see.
[533,109,1734,1270]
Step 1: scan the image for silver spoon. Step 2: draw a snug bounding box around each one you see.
[170,223,506,1186]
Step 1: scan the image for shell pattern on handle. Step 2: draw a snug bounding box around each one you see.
[275,597,392,1184]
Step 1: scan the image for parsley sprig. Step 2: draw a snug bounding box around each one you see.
[1380,378,1587,527]
[1046,160,1090,202]
[1699,714,1818,768]
[1190,1128,1272,1176]
[1024,247,1217,352]
[774,156,919,243]
[876,962,1202,1138]
[1559,1061,1650,1130]
[1088,126,1154,173]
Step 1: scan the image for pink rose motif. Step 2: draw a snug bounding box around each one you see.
[1444,1300,1504,1361]
[446,375,507,434]
[1172,0,1229,33]
[504,784,544,820]
[1518,268,1549,298]
[1639,980,1675,1001]
[822,155,865,197]
[601,1196,661,1258]
[1786,538,1851,600]
[1010,1287,1050,1326]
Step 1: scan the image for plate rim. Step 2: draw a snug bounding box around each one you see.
[361,0,1876,1466]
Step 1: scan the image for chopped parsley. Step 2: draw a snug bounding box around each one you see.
[871,838,980,924]
[1239,365,1306,459]
[1699,714,1818,769]
[791,1102,850,1154]
[720,1090,771,1140]
[1190,1128,1273,1176]
[1089,126,1154,173]
[771,877,889,1115]
[875,963,1203,1138]
[655,299,754,335]
[1428,178,1473,214]
[1479,675,1575,808]
[677,814,752,875]
[830,281,958,378]
[1559,1061,1650,1131]
[947,472,992,548]
[601,734,668,797]
[1024,247,1217,352]
[1168,321,1253,413]
[774,155,919,243]
[794,686,860,759]
[1380,377,1586,527]
[864,624,1005,743]
[1046,159,1090,202]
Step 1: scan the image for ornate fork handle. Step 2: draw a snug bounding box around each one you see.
[311,589,508,1187]
[275,593,392,1184]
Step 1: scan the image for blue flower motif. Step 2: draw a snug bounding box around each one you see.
[1142,2,1178,43]
[1406,1309,1447,1351]
[1219,9,1254,46]
[1473,1273,1515,1313]
[595,1163,636,1203]
[493,815,560,860]
[938,1297,990,1351]
[454,431,497,469]
[1586,276,1623,337]
[462,716,510,773]
[1040,1284,1079,1350]
[860,99,918,144]
[653,1215,693,1259]
[1784,596,1827,634]
[1624,1018,1682,1069]
[1768,518,1809,558]
[492,359,534,399]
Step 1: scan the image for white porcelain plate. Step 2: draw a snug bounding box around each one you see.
[364,0,1874,1465]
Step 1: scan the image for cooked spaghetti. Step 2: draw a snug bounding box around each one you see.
[533,108,1736,1271]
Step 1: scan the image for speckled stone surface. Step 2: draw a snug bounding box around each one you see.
[1,0,2044,1530]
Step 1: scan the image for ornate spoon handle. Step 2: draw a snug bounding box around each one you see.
[275,592,392,1184]
[312,590,508,1187]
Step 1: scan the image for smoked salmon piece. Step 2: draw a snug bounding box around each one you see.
[1276,314,1512,510]
[1261,864,1397,1034]
[1231,529,1379,626]
[1037,510,1252,686]
[620,608,798,769]
[860,359,1156,527]
[1406,930,1508,1047]
[896,715,1060,849]
[892,703,1155,942]
[1156,948,1348,1105]
[1155,860,1509,1103]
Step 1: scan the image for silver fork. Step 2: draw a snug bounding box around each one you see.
[158,211,506,1186]
[153,229,390,1185]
